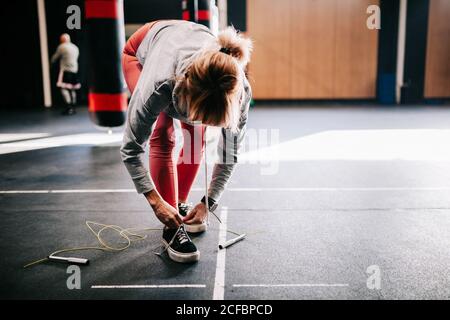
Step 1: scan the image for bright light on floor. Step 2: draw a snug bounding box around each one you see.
[241,129,450,162]
[0,133,122,155]
[2,129,450,162]
[0,133,51,143]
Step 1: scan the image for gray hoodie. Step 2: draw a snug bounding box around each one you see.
[51,42,79,73]
[120,20,252,204]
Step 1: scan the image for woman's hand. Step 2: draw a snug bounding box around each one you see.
[183,202,208,225]
[145,190,183,229]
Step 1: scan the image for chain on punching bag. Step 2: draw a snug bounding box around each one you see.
[85,0,127,127]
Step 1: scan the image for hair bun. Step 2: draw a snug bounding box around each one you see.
[217,26,253,67]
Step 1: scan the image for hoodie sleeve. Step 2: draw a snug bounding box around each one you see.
[120,81,173,194]
[207,79,252,203]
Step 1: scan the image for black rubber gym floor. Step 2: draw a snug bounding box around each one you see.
[1,105,450,299]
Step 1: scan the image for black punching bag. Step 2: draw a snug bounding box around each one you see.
[182,0,211,28]
[85,0,127,127]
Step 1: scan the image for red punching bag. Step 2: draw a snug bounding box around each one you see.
[85,0,127,127]
[182,0,211,28]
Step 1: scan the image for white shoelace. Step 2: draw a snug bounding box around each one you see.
[154,225,190,256]
[175,226,189,244]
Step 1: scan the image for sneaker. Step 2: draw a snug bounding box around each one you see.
[178,202,207,233]
[162,225,200,263]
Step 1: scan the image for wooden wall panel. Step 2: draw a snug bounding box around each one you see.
[290,0,336,98]
[247,0,379,99]
[334,0,379,98]
[247,0,292,99]
[425,0,450,98]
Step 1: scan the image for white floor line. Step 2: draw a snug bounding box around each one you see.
[213,187,450,192]
[91,284,206,289]
[213,207,228,300]
[0,189,134,194]
[233,284,349,288]
[3,187,450,194]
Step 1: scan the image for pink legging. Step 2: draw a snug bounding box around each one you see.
[122,21,205,209]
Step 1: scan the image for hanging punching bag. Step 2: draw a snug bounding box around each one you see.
[182,0,211,28]
[85,0,127,127]
[197,0,211,28]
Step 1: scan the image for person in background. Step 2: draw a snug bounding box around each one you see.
[51,33,81,115]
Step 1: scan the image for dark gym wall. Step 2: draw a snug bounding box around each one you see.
[124,0,181,23]
[376,0,400,104]
[401,0,430,104]
[1,2,43,108]
[228,0,247,31]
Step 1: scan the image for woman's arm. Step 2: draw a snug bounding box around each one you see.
[120,86,159,194]
[183,83,252,224]
[121,81,176,192]
[207,80,252,206]
[121,81,183,228]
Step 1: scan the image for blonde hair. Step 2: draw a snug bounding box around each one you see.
[179,26,253,131]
